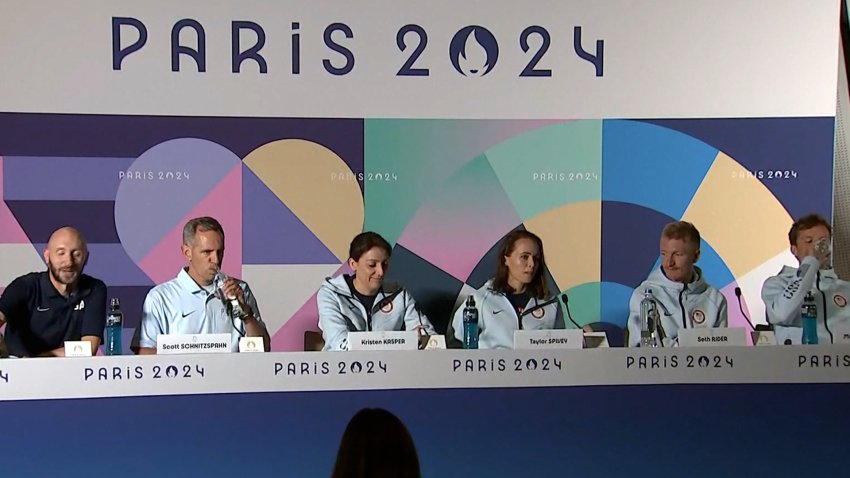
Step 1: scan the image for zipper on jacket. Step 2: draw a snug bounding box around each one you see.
[678,286,688,329]
[514,298,530,330]
[816,272,834,343]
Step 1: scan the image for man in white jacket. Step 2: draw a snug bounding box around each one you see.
[761,214,849,344]
[627,221,728,347]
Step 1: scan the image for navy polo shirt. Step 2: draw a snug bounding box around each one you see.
[0,272,107,357]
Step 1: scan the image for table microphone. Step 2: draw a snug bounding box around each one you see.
[734,287,772,332]
[559,293,583,329]
[734,287,756,331]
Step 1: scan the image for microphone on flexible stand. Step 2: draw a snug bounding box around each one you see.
[735,287,774,345]
[734,287,772,332]
[734,287,756,331]
[559,293,582,330]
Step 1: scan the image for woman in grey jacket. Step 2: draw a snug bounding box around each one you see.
[452,230,564,349]
[318,232,436,351]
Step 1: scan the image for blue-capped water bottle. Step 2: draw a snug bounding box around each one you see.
[801,292,818,345]
[462,296,479,349]
[105,298,123,355]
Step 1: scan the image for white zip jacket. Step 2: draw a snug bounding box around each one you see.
[761,255,850,344]
[452,280,564,350]
[627,266,728,347]
[317,275,436,351]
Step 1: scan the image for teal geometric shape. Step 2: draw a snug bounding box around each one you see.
[562,281,602,327]
[487,120,602,221]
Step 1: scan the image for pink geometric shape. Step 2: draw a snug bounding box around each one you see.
[139,164,242,284]
[397,154,522,282]
[720,282,755,345]
[271,263,350,351]
[272,292,320,352]
[0,156,32,243]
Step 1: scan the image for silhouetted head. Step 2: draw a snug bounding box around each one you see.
[331,408,421,478]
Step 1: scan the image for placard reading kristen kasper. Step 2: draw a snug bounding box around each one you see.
[679,328,747,347]
[348,331,418,351]
[157,334,232,354]
[514,330,583,350]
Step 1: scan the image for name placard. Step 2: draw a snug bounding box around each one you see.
[239,337,265,353]
[157,334,232,354]
[583,332,609,348]
[348,331,418,351]
[775,326,803,345]
[514,329,583,350]
[64,341,92,357]
[678,328,747,347]
[422,334,447,350]
[831,325,850,344]
[752,330,778,346]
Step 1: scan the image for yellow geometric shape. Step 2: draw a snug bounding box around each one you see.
[682,152,792,277]
[243,139,364,262]
[525,201,601,291]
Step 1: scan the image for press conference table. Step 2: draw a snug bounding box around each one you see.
[1,347,848,478]
[1,345,848,401]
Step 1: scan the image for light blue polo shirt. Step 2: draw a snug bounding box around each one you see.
[138,268,263,352]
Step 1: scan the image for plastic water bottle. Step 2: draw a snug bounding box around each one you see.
[639,289,659,348]
[801,292,818,345]
[462,296,479,349]
[105,298,123,355]
[213,271,247,319]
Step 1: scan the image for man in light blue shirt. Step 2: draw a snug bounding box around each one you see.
[136,217,269,354]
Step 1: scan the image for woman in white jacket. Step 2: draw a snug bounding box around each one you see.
[318,232,436,351]
[452,230,564,349]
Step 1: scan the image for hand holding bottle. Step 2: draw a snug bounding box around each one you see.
[213,271,250,319]
[811,238,831,269]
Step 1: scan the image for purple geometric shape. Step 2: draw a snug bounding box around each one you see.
[82,244,154,287]
[102,285,155,329]
[114,138,242,262]
[242,166,338,264]
[601,201,675,288]
[0,114,364,176]
[6,200,119,243]
[33,242,153,287]
[3,156,135,200]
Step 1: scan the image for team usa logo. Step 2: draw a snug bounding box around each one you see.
[691,309,706,325]
[834,295,847,308]
[531,307,545,319]
[380,301,394,314]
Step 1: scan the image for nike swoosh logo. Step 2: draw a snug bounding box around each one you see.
[181,311,194,318]
[492,309,503,315]
[36,306,50,312]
